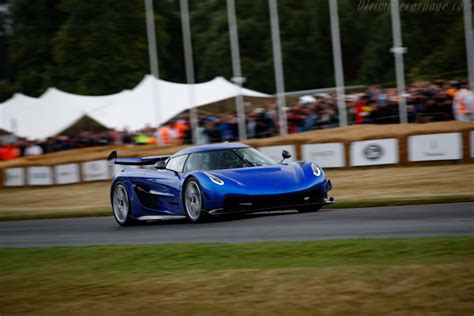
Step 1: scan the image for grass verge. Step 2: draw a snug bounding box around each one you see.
[1,237,473,315]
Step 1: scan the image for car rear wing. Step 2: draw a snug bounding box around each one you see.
[107,151,171,166]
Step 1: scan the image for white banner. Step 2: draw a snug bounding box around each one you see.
[301,143,345,168]
[82,160,110,181]
[55,164,80,184]
[4,168,25,187]
[258,145,296,163]
[408,133,462,161]
[27,166,53,186]
[471,131,474,158]
[350,138,399,166]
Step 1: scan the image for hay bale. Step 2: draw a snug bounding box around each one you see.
[0,121,472,170]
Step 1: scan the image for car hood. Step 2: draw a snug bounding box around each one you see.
[209,163,316,193]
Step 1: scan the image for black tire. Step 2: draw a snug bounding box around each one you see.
[296,205,322,213]
[111,182,136,226]
[183,178,205,223]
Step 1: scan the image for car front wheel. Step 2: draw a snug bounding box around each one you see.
[112,183,135,226]
[184,179,204,222]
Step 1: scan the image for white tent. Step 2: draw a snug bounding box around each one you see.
[0,88,128,139]
[0,75,270,139]
[89,75,270,131]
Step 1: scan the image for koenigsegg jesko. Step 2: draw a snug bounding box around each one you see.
[108,143,335,226]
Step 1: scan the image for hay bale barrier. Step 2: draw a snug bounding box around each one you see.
[0,121,473,189]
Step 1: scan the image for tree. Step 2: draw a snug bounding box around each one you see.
[0,0,15,101]
[50,0,151,95]
[0,0,469,102]
[6,0,64,97]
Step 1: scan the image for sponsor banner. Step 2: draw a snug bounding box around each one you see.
[350,138,399,166]
[4,168,25,187]
[471,131,474,158]
[112,164,141,176]
[55,164,80,185]
[27,166,53,186]
[82,160,110,181]
[301,143,345,168]
[408,133,462,161]
[258,145,296,163]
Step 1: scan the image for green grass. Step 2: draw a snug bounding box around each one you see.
[1,237,473,272]
[1,237,473,315]
[0,195,473,221]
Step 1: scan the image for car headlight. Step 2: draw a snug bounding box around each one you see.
[206,173,224,185]
[311,163,321,176]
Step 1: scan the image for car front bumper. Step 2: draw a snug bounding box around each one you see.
[207,187,335,215]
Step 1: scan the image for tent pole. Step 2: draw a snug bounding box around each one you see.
[227,0,247,141]
[329,0,347,127]
[180,0,199,145]
[268,0,288,136]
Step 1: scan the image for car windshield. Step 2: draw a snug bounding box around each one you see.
[183,147,277,172]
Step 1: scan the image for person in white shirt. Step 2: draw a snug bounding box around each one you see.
[453,83,473,121]
[24,142,44,156]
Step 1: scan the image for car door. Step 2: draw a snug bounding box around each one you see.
[144,154,188,214]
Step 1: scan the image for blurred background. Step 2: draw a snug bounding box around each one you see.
[0,2,473,315]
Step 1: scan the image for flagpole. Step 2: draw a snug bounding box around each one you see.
[329,0,348,126]
[227,0,247,140]
[180,0,199,144]
[144,0,161,128]
[268,0,288,135]
[390,0,408,124]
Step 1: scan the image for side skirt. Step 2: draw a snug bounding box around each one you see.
[136,215,186,221]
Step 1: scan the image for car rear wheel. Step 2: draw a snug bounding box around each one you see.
[184,179,203,222]
[112,183,135,226]
[296,205,321,213]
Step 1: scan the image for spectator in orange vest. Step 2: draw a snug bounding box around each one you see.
[0,144,21,160]
[172,119,189,142]
[155,124,178,145]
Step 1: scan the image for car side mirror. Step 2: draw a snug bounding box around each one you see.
[154,160,166,169]
[281,150,291,163]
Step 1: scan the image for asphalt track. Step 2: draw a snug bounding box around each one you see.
[0,203,473,247]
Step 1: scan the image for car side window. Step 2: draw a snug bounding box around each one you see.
[166,155,188,173]
[183,152,211,173]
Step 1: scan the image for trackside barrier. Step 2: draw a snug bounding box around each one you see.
[350,138,399,167]
[408,133,463,162]
[4,167,25,187]
[469,131,474,158]
[55,164,80,185]
[27,166,53,186]
[301,143,345,168]
[82,160,109,182]
[1,131,472,188]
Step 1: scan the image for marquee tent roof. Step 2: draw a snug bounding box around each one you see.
[0,75,270,139]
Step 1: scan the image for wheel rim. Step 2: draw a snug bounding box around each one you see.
[113,185,129,223]
[185,181,202,221]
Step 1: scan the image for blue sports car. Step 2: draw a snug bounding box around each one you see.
[108,143,335,226]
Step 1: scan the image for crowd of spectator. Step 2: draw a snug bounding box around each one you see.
[0,79,472,160]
